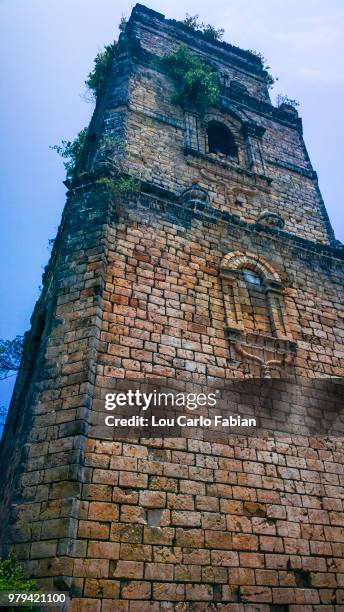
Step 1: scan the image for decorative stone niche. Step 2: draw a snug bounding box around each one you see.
[220,251,297,377]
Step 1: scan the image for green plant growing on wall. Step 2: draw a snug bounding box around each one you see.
[85,42,117,100]
[50,128,88,179]
[276,94,299,109]
[47,238,55,252]
[95,133,140,198]
[182,14,224,41]
[265,73,277,88]
[247,49,265,63]
[182,14,200,30]
[96,176,141,197]
[202,24,225,42]
[0,552,37,610]
[161,44,220,112]
[247,49,278,89]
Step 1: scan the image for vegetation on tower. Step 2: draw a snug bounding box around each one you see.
[95,176,141,197]
[182,14,225,41]
[246,49,278,88]
[50,17,130,179]
[161,44,220,113]
[50,128,88,180]
[85,43,117,101]
[84,16,127,101]
[276,94,300,108]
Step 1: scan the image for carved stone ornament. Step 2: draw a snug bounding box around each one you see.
[220,251,296,377]
[181,184,210,208]
[257,210,285,229]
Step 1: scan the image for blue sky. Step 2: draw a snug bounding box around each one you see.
[1,0,343,408]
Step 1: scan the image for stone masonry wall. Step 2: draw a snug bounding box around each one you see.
[110,5,333,245]
[1,194,343,610]
[74,432,344,610]
[123,72,330,243]
[0,4,343,611]
[94,203,344,384]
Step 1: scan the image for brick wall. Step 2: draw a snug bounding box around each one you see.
[0,4,343,610]
[94,205,343,383]
[72,432,344,610]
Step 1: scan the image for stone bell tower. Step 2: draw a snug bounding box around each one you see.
[1,4,344,609]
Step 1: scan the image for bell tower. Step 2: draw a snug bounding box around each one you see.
[1,4,343,608]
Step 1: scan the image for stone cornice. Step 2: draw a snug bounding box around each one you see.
[221,89,303,133]
[131,181,344,264]
[266,158,317,180]
[64,173,343,263]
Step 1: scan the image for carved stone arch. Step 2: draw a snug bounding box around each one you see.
[220,251,296,377]
[220,251,281,283]
[204,109,244,149]
[183,104,266,175]
[202,109,246,165]
[214,101,267,175]
[205,108,245,132]
[209,100,251,128]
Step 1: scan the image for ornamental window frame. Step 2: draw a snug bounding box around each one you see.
[220,251,296,377]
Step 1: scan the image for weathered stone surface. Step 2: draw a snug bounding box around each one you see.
[0,3,343,609]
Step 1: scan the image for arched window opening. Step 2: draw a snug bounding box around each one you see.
[220,252,296,377]
[207,122,238,157]
[239,268,272,335]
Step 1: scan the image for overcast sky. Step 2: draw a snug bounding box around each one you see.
[1,0,343,408]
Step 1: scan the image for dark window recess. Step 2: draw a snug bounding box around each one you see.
[207,122,238,157]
